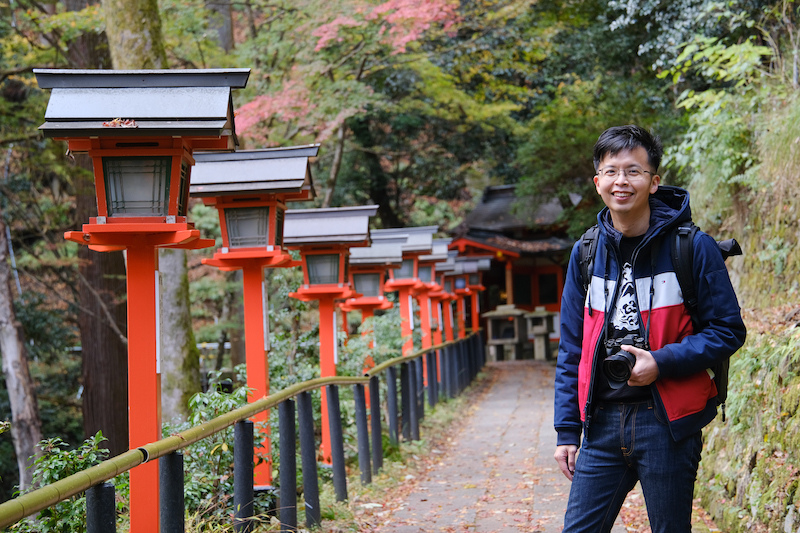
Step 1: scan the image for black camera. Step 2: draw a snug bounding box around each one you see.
[603,334,649,389]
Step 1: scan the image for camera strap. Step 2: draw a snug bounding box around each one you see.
[642,236,662,346]
[601,235,661,347]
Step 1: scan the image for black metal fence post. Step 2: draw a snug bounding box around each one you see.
[326,385,348,502]
[86,482,116,533]
[450,343,458,398]
[400,363,410,440]
[234,421,255,533]
[467,336,475,383]
[353,384,372,485]
[387,366,399,445]
[408,361,420,441]
[458,340,467,393]
[440,346,450,401]
[414,357,425,421]
[278,400,297,532]
[426,350,437,408]
[297,391,321,528]
[369,375,383,473]
[159,452,183,533]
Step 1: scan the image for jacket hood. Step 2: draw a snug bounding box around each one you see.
[597,185,691,245]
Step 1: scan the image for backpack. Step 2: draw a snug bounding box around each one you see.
[578,222,742,413]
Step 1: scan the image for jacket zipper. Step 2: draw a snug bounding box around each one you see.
[584,241,625,436]
[584,237,651,436]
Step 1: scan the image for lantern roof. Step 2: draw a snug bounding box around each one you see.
[454,255,492,274]
[283,205,378,247]
[34,68,249,144]
[436,250,459,273]
[189,145,318,198]
[420,238,450,263]
[370,226,437,254]
[349,242,403,266]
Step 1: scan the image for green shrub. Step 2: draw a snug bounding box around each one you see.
[10,432,127,533]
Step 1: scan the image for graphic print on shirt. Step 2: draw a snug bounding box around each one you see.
[610,262,640,334]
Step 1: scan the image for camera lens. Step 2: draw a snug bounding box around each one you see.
[603,351,636,389]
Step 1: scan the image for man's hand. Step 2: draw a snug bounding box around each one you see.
[554,444,578,481]
[622,344,659,387]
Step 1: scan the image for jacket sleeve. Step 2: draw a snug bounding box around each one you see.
[652,231,747,378]
[554,241,586,447]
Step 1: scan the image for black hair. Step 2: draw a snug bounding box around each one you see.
[592,125,663,172]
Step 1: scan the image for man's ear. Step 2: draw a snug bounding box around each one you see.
[593,174,601,194]
[649,174,661,194]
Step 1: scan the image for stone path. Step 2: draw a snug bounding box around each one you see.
[371,360,627,533]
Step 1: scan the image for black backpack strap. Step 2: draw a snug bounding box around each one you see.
[671,222,699,315]
[579,225,599,317]
[579,225,599,293]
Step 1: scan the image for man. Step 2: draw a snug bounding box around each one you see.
[553,125,746,532]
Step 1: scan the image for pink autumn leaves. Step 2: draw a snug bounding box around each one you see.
[234,0,459,146]
[312,0,459,55]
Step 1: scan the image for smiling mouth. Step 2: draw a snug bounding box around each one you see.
[612,192,633,198]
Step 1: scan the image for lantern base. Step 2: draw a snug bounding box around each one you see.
[339,297,394,313]
[65,223,214,252]
[202,249,297,271]
[288,285,358,302]
[384,278,424,291]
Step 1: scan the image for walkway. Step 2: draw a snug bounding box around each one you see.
[371,360,627,533]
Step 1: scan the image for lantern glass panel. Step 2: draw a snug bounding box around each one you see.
[469,273,479,285]
[177,162,190,216]
[225,207,269,248]
[353,273,381,297]
[395,259,415,280]
[418,266,432,282]
[275,208,284,247]
[445,279,453,293]
[307,254,340,284]
[103,156,171,216]
[455,277,466,290]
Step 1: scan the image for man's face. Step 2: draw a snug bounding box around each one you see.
[593,146,660,223]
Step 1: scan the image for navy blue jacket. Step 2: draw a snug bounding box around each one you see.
[554,186,747,446]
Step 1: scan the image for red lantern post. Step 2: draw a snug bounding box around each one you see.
[373,227,437,355]
[284,206,377,462]
[340,243,403,364]
[189,145,317,486]
[36,68,249,533]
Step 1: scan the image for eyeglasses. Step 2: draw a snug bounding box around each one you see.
[597,167,654,180]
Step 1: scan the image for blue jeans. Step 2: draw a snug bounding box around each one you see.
[562,400,703,533]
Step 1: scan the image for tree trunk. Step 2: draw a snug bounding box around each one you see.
[65,0,129,456]
[101,0,168,69]
[158,248,201,422]
[206,0,234,52]
[0,211,42,491]
[224,270,246,369]
[75,162,130,456]
[322,122,347,208]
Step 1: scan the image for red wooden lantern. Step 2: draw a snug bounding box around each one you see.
[284,205,378,462]
[189,145,317,487]
[373,226,437,355]
[36,68,249,533]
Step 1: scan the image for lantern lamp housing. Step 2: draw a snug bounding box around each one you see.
[394,258,417,280]
[418,265,433,283]
[353,272,382,297]
[304,252,345,286]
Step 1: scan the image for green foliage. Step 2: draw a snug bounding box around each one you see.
[698,325,800,532]
[10,433,127,533]
[163,365,277,523]
[606,0,763,69]
[159,0,229,69]
[734,93,800,306]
